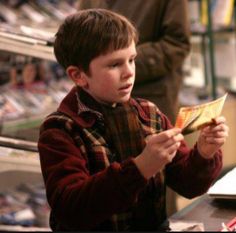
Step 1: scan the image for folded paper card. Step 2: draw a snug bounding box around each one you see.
[175,93,227,134]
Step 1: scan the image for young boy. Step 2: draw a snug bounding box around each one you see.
[38,9,229,231]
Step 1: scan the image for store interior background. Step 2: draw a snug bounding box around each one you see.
[0,0,236,230]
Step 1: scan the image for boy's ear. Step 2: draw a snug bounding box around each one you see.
[66,65,88,88]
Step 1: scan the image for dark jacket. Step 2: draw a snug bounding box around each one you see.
[38,87,222,231]
[78,0,191,123]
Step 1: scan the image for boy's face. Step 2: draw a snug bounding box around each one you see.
[81,40,137,105]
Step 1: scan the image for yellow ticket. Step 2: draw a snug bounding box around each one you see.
[175,93,227,134]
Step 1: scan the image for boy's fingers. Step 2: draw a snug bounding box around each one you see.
[205,136,226,145]
[211,116,226,125]
[163,133,184,149]
[203,123,229,135]
[154,128,182,143]
[167,141,181,154]
[199,116,226,131]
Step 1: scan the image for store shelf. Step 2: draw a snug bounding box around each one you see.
[191,26,235,36]
[0,136,38,152]
[0,136,39,173]
[0,36,55,61]
[0,156,40,173]
[0,145,40,173]
[0,225,50,232]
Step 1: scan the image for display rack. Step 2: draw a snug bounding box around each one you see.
[0,2,78,230]
[189,0,236,100]
[0,32,54,174]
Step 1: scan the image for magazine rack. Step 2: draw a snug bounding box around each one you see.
[189,0,236,99]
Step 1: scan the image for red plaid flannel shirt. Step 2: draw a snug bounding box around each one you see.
[38,86,222,231]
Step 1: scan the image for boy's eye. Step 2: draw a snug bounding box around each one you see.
[129,58,135,63]
[109,63,120,68]
[108,57,136,68]
[110,63,118,67]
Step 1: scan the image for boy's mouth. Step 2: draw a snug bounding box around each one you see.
[119,83,132,91]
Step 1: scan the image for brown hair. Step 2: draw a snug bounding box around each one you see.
[54,8,138,72]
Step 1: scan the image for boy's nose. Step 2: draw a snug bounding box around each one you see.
[122,63,135,79]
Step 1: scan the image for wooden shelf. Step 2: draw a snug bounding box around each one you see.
[0,36,55,61]
[0,156,40,173]
[0,224,50,232]
[0,136,39,173]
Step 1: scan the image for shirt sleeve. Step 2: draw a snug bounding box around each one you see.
[38,128,147,230]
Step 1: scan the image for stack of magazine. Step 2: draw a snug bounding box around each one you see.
[0,182,50,230]
[0,0,77,26]
[0,53,73,142]
[0,0,78,60]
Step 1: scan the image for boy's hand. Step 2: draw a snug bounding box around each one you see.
[134,128,184,179]
[197,116,229,159]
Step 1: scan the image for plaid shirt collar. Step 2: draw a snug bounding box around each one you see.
[58,85,152,127]
[76,88,103,118]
